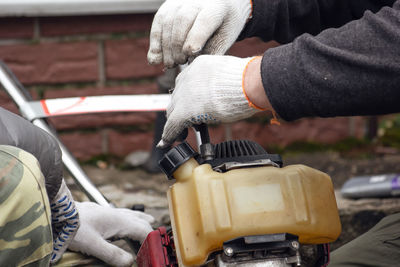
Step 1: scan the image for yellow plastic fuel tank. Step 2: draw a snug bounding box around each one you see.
[167,158,341,266]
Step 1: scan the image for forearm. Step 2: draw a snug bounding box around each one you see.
[257,3,400,121]
[244,57,273,111]
[239,0,395,44]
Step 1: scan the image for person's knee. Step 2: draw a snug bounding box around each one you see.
[330,212,400,267]
[0,145,52,266]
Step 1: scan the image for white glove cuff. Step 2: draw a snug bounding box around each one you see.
[210,56,259,122]
[50,179,79,264]
[236,0,253,21]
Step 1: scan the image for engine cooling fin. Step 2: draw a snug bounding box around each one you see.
[203,140,283,169]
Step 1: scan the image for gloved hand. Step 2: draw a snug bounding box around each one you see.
[158,55,260,148]
[68,202,155,267]
[148,0,252,67]
[50,179,79,264]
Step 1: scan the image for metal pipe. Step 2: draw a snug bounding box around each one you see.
[32,119,111,207]
[0,61,111,207]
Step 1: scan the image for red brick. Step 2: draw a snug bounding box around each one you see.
[0,87,40,115]
[105,38,163,80]
[231,117,365,148]
[352,117,366,137]
[228,38,279,58]
[44,83,158,98]
[0,17,34,39]
[59,131,103,160]
[108,129,154,157]
[44,84,159,130]
[0,42,98,84]
[0,91,20,114]
[60,117,365,160]
[49,112,156,131]
[0,101,19,115]
[40,14,154,37]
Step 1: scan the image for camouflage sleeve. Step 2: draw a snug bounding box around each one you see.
[0,145,53,266]
[0,107,63,201]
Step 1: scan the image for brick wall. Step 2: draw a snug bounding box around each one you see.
[0,13,365,161]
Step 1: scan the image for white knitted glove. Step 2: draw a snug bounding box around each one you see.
[68,202,154,267]
[50,179,79,264]
[148,0,252,67]
[158,55,258,148]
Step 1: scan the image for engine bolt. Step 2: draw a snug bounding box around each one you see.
[224,247,234,257]
[291,241,300,249]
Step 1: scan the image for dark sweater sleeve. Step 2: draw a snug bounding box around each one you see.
[0,107,63,201]
[261,1,400,121]
[239,0,395,44]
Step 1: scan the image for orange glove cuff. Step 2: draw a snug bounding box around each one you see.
[242,56,280,126]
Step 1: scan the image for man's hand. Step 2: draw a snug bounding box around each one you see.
[148,0,252,67]
[158,55,262,148]
[68,202,155,267]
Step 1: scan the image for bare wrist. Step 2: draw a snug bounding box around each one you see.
[243,56,274,111]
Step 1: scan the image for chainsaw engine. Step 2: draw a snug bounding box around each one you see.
[137,125,340,267]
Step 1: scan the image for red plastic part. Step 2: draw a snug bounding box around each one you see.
[137,227,175,267]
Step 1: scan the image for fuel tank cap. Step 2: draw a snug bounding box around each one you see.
[158,141,198,180]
